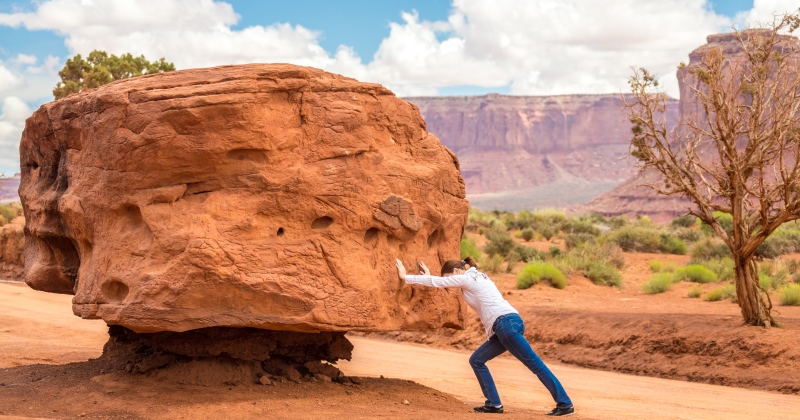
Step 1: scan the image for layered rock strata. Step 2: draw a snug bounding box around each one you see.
[407,94,679,210]
[19,64,469,335]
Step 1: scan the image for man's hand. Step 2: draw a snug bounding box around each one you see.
[395,259,407,281]
[418,261,431,275]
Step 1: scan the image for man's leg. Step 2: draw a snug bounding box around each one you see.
[495,314,573,409]
[469,335,507,408]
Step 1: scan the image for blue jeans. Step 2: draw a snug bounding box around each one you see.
[469,313,573,409]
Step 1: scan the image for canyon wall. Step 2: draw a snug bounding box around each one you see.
[407,94,679,210]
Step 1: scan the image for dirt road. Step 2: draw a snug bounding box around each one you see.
[1,282,798,419]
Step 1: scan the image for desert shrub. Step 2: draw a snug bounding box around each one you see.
[607,226,686,254]
[759,274,773,291]
[673,265,717,283]
[521,228,535,242]
[689,238,731,262]
[649,260,663,272]
[517,262,566,289]
[698,258,734,281]
[755,239,782,259]
[511,244,542,263]
[516,210,534,230]
[484,228,515,257]
[674,227,703,243]
[584,261,623,288]
[671,214,697,228]
[460,238,484,262]
[660,234,688,255]
[467,209,505,231]
[483,254,505,274]
[0,203,22,227]
[548,246,562,258]
[785,259,799,274]
[539,225,557,241]
[562,219,600,236]
[704,284,736,302]
[779,284,800,306]
[699,211,734,236]
[793,272,800,284]
[608,215,629,229]
[643,273,673,294]
[565,233,595,249]
[688,285,703,298]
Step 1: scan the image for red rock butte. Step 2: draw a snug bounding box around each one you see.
[19,63,469,334]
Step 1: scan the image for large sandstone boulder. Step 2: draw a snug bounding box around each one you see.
[19,64,469,334]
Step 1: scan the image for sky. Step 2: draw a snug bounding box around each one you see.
[0,0,797,175]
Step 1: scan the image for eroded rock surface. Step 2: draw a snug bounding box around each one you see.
[19,64,469,333]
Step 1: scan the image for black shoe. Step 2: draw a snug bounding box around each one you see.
[545,406,574,416]
[474,405,504,414]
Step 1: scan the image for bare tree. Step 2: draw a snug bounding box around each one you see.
[625,14,800,327]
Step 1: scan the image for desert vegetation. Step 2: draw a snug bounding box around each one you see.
[0,203,22,226]
[460,208,800,308]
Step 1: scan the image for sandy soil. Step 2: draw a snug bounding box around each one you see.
[365,249,800,393]
[1,282,799,419]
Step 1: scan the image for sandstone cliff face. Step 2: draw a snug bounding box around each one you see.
[407,94,679,210]
[579,31,800,219]
[19,64,469,333]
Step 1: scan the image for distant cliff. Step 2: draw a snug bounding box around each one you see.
[579,31,800,220]
[0,175,19,203]
[406,94,679,210]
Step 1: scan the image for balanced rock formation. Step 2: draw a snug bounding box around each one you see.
[19,64,469,336]
[407,94,679,210]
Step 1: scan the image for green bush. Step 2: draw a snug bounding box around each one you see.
[548,246,562,258]
[649,260,663,272]
[512,245,542,263]
[539,225,557,241]
[699,211,734,236]
[674,227,703,243]
[689,238,731,262]
[517,262,567,290]
[688,285,703,298]
[484,228,515,257]
[0,203,22,227]
[483,254,505,274]
[697,258,734,281]
[704,284,736,302]
[607,226,686,254]
[759,274,773,291]
[460,238,484,261]
[673,265,717,283]
[562,219,600,236]
[779,284,800,306]
[671,215,697,228]
[521,228,535,242]
[643,273,673,294]
[565,233,595,249]
[584,261,623,288]
[755,240,782,259]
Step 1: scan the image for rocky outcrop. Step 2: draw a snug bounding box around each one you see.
[19,63,469,334]
[407,94,679,210]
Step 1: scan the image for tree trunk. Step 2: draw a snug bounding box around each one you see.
[734,257,775,327]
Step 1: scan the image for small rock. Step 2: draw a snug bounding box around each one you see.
[259,376,272,386]
[349,376,363,385]
[402,400,410,405]
[314,373,332,382]
[380,375,385,379]
[283,367,302,383]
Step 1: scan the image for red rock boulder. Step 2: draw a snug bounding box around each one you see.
[19,64,469,333]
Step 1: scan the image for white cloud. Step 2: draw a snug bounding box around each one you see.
[14,54,37,65]
[25,55,61,75]
[0,0,743,98]
[0,96,31,175]
[737,0,800,27]
[0,63,24,92]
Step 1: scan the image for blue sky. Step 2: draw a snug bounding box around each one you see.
[1,0,796,174]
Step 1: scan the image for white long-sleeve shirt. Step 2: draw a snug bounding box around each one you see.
[405,267,518,339]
